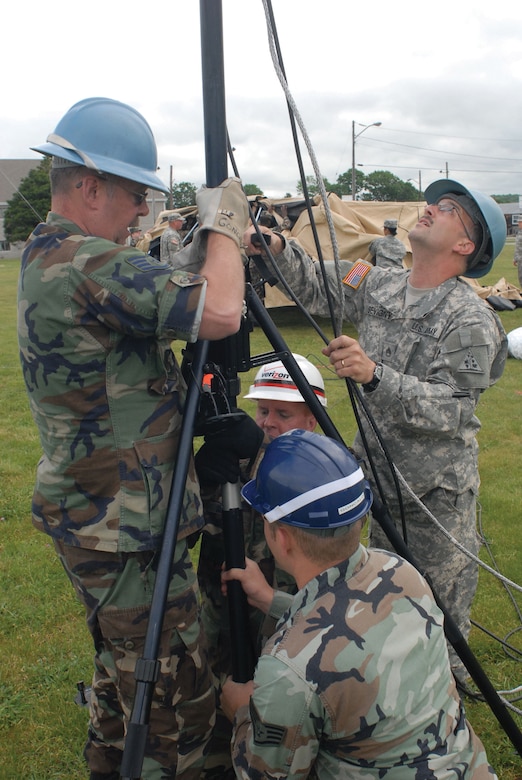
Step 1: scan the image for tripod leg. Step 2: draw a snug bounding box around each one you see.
[121,340,209,780]
[222,483,256,682]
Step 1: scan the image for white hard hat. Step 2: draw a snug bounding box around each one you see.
[244,354,327,407]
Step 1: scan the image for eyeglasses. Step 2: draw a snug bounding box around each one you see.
[436,200,473,242]
[98,174,148,206]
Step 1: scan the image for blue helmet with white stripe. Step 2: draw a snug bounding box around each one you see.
[241,429,372,529]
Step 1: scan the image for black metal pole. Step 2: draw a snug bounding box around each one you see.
[200,0,254,683]
[120,2,233,774]
[200,0,227,187]
[120,340,209,780]
[247,286,342,441]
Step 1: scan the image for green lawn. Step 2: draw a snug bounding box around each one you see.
[1,245,521,778]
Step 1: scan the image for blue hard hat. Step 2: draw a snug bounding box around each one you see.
[242,429,372,529]
[425,179,507,278]
[32,97,168,194]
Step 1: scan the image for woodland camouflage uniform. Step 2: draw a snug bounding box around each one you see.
[231,546,497,779]
[18,213,215,778]
[272,240,507,680]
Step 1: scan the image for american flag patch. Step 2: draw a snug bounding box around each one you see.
[343,261,371,289]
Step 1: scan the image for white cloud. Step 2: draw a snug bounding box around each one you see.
[4,0,522,197]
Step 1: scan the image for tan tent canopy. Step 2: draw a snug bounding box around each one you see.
[260,193,421,307]
[255,193,521,310]
[282,193,418,265]
[134,192,521,310]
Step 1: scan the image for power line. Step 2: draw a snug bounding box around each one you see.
[358,134,522,164]
[359,163,522,176]
[380,125,522,145]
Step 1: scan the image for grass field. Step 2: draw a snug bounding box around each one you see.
[1,244,521,778]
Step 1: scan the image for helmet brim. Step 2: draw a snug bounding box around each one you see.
[424,178,471,205]
[32,142,169,194]
[244,385,327,407]
[241,477,258,510]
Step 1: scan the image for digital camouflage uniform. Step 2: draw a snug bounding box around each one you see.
[160,226,183,266]
[514,230,522,289]
[231,546,497,779]
[273,241,507,679]
[18,213,215,779]
[198,437,297,778]
[368,234,407,269]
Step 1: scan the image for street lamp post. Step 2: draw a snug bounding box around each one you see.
[408,171,423,201]
[351,120,382,200]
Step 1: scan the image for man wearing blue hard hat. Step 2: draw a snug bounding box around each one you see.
[220,430,496,778]
[18,97,250,779]
[245,180,508,686]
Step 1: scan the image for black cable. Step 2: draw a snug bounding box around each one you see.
[264,0,342,337]
[228,0,521,752]
[228,143,410,540]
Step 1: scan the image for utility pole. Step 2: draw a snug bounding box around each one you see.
[351,120,381,200]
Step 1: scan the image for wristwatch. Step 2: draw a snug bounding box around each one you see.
[362,362,383,393]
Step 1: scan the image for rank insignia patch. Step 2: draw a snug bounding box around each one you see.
[125,254,168,272]
[250,699,287,746]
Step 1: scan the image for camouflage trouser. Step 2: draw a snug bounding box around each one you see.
[369,485,479,681]
[53,539,216,779]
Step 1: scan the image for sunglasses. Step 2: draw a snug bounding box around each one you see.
[96,174,149,206]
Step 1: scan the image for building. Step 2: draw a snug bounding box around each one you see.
[0,158,167,253]
[498,202,522,236]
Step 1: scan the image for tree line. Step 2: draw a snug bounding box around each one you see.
[4,160,517,243]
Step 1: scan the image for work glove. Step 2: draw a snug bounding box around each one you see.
[195,410,264,485]
[194,177,250,250]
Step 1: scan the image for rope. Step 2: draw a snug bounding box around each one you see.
[261,0,345,336]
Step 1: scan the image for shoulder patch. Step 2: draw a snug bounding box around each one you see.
[342,261,372,289]
[250,698,287,746]
[125,254,169,272]
[458,349,484,373]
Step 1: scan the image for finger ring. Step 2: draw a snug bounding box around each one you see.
[341,359,345,367]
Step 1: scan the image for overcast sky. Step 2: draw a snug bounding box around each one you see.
[4,0,522,198]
